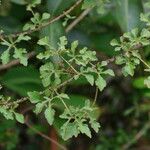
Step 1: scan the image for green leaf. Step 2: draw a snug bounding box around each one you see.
[90,121,100,133]
[1,49,10,64]
[78,123,91,138]
[59,93,70,99]
[123,63,135,76]
[103,69,115,76]
[144,76,150,88]
[0,108,14,120]
[42,13,51,20]
[141,28,150,38]
[23,23,35,31]
[131,28,139,37]
[28,91,41,104]
[61,122,79,140]
[44,106,55,125]
[116,56,125,65]
[16,34,31,43]
[34,103,45,114]
[101,61,107,67]
[71,40,78,54]
[84,74,94,86]
[59,36,68,50]
[38,37,50,46]
[110,39,119,46]
[40,62,61,87]
[13,48,28,66]
[95,75,106,91]
[14,113,24,124]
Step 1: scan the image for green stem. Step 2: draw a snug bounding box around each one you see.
[61,56,79,74]
[57,75,78,89]
[92,87,99,106]
[54,90,71,114]
[138,57,150,70]
[43,95,58,105]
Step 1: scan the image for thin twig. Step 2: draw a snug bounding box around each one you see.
[0,97,28,107]
[25,116,67,150]
[122,122,150,150]
[0,0,83,39]
[138,56,150,70]
[65,8,92,32]
[61,56,79,74]
[93,87,99,106]
[54,90,71,114]
[57,76,77,89]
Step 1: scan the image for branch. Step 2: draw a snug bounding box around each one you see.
[57,76,76,89]
[65,8,92,32]
[0,97,28,107]
[25,116,67,150]
[0,0,83,39]
[122,122,150,150]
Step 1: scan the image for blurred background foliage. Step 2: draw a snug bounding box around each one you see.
[0,0,150,150]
